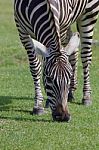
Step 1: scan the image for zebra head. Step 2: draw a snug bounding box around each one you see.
[33,32,80,122]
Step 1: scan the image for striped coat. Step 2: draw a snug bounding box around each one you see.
[14,0,99,121]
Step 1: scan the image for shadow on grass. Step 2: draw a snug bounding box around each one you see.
[71,101,82,105]
[0,96,12,106]
[0,96,51,122]
[0,95,33,111]
[0,116,51,123]
[68,99,83,105]
[0,96,33,103]
[0,108,51,123]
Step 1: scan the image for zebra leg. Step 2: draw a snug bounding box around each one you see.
[63,27,78,102]
[68,50,78,102]
[15,24,44,114]
[77,12,98,105]
[27,48,44,115]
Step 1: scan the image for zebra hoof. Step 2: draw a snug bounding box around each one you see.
[45,99,50,108]
[68,91,75,102]
[32,107,45,115]
[82,99,92,106]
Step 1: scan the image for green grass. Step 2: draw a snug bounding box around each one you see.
[0,1,99,150]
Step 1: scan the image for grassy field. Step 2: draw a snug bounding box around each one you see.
[0,1,99,150]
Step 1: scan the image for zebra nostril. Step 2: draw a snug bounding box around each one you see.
[52,112,61,121]
[62,113,71,122]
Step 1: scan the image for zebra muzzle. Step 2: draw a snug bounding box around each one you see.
[52,112,71,122]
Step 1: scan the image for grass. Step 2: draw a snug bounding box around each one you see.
[0,0,99,150]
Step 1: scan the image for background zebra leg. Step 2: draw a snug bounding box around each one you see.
[68,50,78,102]
[62,27,79,102]
[77,13,98,105]
[81,44,92,106]
[17,30,44,114]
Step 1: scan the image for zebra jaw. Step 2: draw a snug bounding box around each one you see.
[33,32,80,57]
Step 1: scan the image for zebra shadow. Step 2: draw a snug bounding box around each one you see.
[0,95,33,111]
[70,101,82,105]
[0,115,51,123]
[0,108,51,123]
[0,95,51,122]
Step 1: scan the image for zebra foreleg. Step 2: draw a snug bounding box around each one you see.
[68,50,78,102]
[16,28,44,114]
[27,50,44,115]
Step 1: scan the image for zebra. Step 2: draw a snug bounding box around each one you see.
[14,0,99,122]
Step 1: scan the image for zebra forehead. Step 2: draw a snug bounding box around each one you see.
[46,56,72,78]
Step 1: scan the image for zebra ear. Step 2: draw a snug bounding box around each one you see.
[65,32,80,56]
[33,39,49,57]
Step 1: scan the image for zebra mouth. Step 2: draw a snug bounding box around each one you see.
[52,112,71,122]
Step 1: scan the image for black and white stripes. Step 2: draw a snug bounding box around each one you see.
[14,0,99,121]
